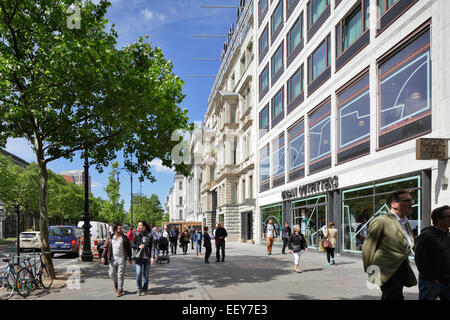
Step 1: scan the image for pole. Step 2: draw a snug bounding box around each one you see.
[16,205,20,258]
[81,151,93,262]
[130,173,133,226]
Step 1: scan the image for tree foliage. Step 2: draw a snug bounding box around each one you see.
[99,161,125,224]
[132,194,164,227]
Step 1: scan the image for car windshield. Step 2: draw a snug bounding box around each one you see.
[49,227,73,237]
[20,233,38,238]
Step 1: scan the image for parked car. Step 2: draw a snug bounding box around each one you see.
[49,225,83,257]
[19,231,41,252]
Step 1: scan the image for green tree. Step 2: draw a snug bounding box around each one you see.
[132,194,163,227]
[100,162,125,224]
[0,0,190,275]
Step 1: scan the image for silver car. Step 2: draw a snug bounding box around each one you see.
[19,231,41,251]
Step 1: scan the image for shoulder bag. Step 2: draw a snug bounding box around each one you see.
[322,227,331,248]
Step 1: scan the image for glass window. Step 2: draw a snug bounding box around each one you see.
[272,135,285,181]
[272,88,284,119]
[260,64,269,93]
[336,1,369,56]
[261,204,283,241]
[308,0,329,29]
[260,25,269,57]
[379,28,431,148]
[260,145,270,191]
[260,0,268,17]
[309,102,331,163]
[338,73,370,150]
[49,227,73,237]
[288,66,303,103]
[259,104,269,132]
[272,43,284,77]
[272,1,283,35]
[288,14,303,56]
[308,35,330,83]
[288,120,305,175]
[342,175,421,253]
[378,0,399,16]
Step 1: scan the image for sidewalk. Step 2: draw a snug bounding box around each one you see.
[16,242,420,300]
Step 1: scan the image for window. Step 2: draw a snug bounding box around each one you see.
[286,0,300,20]
[337,71,370,163]
[308,35,331,84]
[259,63,269,99]
[336,0,370,57]
[378,27,431,148]
[271,87,284,127]
[242,179,246,201]
[249,176,253,199]
[307,0,329,29]
[230,104,237,123]
[179,210,183,219]
[287,13,303,58]
[259,104,270,136]
[179,197,183,206]
[377,0,417,35]
[272,134,285,188]
[271,42,284,83]
[259,0,269,25]
[378,0,399,16]
[210,165,215,182]
[308,100,331,174]
[287,65,304,113]
[259,24,269,62]
[261,204,283,240]
[271,1,283,41]
[260,145,270,192]
[288,120,305,181]
[232,137,237,165]
[231,183,237,204]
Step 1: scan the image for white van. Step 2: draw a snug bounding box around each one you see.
[77,221,109,254]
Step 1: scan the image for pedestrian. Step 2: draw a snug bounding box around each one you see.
[415,205,450,300]
[203,226,212,264]
[356,218,368,250]
[194,228,203,256]
[322,222,338,265]
[169,227,178,255]
[180,228,190,255]
[189,226,196,250]
[263,219,277,255]
[126,226,134,242]
[162,226,170,240]
[281,222,291,254]
[101,223,132,297]
[152,226,162,256]
[362,189,417,300]
[288,224,308,273]
[215,222,228,262]
[132,220,155,296]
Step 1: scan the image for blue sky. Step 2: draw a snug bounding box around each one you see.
[4,0,239,213]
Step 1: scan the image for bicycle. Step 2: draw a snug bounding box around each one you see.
[15,252,53,298]
[0,254,27,300]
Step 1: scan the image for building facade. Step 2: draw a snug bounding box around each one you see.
[60,169,91,192]
[255,0,450,256]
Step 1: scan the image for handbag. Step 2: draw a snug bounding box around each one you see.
[322,227,331,248]
[132,247,144,261]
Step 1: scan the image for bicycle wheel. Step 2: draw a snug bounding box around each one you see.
[39,265,53,289]
[0,271,15,300]
[15,268,33,298]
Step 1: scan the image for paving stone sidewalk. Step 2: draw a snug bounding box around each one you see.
[15,242,420,300]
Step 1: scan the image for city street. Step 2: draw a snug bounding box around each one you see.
[9,242,420,301]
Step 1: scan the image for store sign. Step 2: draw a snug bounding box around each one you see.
[416,138,449,160]
[281,176,339,200]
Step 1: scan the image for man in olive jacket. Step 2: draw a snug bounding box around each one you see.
[362,190,417,300]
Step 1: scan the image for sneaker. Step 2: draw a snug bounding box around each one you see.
[268,252,271,255]
[221,259,224,262]
[137,290,142,296]
[141,291,146,296]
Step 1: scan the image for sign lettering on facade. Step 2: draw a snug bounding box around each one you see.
[281,176,339,200]
[416,138,449,160]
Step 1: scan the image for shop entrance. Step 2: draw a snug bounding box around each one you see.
[291,194,328,249]
[241,211,253,241]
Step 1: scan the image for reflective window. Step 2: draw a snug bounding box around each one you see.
[259,104,269,134]
[288,66,304,103]
[272,135,285,183]
[272,88,284,119]
[309,101,331,163]
[378,28,431,148]
[272,43,284,77]
[260,64,269,93]
[378,0,399,16]
[259,0,268,17]
[287,13,303,56]
[261,204,283,241]
[307,0,329,29]
[260,24,269,57]
[308,35,330,83]
[288,120,305,179]
[260,145,270,191]
[272,1,283,35]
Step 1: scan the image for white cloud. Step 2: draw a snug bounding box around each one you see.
[91,181,102,188]
[148,159,174,173]
[140,8,166,22]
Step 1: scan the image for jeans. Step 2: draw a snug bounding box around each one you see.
[216,240,226,261]
[419,279,450,300]
[109,258,126,291]
[205,245,212,262]
[282,238,288,254]
[196,241,202,254]
[135,259,150,291]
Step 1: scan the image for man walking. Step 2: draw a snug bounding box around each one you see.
[169,227,178,255]
[263,219,277,255]
[281,222,291,254]
[362,190,417,300]
[101,223,132,297]
[189,226,196,250]
[415,205,450,300]
[215,222,228,262]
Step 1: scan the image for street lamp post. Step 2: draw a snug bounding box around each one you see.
[81,151,93,262]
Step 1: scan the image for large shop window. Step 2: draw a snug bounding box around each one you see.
[271,0,284,44]
[341,174,422,253]
[335,0,370,71]
[378,26,431,149]
[288,119,305,181]
[307,0,330,41]
[291,194,328,248]
[287,12,304,67]
[308,34,331,96]
[272,134,285,188]
[271,87,284,127]
[261,204,283,241]
[287,64,304,114]
[259,63,270,100]
[271,42,284,85]
[308,100,331,174]
[259,104,270,137]
[259,24,269,64]
[337,71,370,164]
[259,144,270,192]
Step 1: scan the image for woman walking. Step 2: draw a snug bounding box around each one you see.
[288,224,308,273]
[194,229,203,256]
[180,228,190,255]
[203,226,212,264]
[323,222,338,265]
[132,221,155,296]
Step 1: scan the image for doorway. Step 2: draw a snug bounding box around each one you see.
[241,211,253,241]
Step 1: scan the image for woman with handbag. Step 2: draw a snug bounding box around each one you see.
[288,224,308,273]
[132,220,155,296]
[180,228,190,255]
[322,222,338,265]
